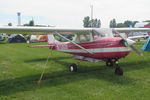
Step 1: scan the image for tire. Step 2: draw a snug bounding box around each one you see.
[69,63,77,72]
[106,60,113,67]
[115,67,123,75]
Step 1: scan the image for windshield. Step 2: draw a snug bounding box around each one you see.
[73,28,114,43]
[93,28,114,38]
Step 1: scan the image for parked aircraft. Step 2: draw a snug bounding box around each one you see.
[127,31,149,41]
[0,26,150,75]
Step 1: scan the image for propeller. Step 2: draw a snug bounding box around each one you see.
[112,29,143,56]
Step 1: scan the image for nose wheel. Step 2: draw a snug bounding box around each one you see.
[114,60,123,75]
[106,59,123,75]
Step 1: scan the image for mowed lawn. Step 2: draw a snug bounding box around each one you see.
[0,42,150,100]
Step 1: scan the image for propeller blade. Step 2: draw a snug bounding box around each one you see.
[130,45,143,56]
[113,29,143,56]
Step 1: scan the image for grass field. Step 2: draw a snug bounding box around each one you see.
[0,42,150,100]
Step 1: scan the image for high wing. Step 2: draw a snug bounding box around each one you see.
[113,28,150,33]
[0,26,150,34]
[0,26,93,34]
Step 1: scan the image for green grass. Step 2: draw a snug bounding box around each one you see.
[0,42,150,100]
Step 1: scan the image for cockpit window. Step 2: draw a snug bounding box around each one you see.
[92,30,109,41]
[93,29,114,38]
[79,34,91,42]
[73,29,114,43]
[73,32,92,43]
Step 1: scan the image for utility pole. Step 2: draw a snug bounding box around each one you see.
[90,5,93,27]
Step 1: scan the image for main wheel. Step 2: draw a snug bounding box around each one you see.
[69,63,77,72]
[115,67,123,75]
[106,59,113,67]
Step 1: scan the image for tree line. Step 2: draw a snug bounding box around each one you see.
[8,20,35,26]
[8,16,150,28]
[83,16,101,28]
[109,18,150,28]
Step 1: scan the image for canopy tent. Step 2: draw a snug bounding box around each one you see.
[39,35,48,42]
[30,35,47,42]
[30,35,40,42]
[141,36,150,51]
[8,34,26,43]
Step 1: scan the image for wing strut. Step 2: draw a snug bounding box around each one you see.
[56,33,93,54]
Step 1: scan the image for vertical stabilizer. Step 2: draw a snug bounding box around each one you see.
[47,34,59,44]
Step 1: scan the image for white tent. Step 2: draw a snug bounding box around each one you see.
[30,35,40,42]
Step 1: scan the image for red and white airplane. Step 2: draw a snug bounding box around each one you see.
[0,26,150,75]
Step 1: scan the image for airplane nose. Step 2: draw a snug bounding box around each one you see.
[126,39,136,46]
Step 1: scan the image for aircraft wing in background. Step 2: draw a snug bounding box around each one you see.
[0,26,93,34]
[113,28,150,33]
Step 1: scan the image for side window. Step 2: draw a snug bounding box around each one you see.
[73,32,92,43]
[79,34,91,43]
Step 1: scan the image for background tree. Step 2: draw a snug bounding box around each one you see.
[143,20,150,23]
[83,16,101,28]
[24,20,34,26]
[109,19,116,28]
[109,19,139,28]
[124,20,133,27]
[83,16,90,27]
[8,23,12,26]
[116,23,126,28]
[91,19,101,28]
[29,20,34,26]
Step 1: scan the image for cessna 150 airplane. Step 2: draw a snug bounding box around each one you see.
[0,26,150,75]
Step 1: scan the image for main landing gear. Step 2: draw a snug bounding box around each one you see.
[69,58,123,75]
[69,58,84,72]
[69,63,78,72]
[106,59,114,67]
[106,59,123,75]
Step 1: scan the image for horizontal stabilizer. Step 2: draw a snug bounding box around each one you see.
[28,45,54,48]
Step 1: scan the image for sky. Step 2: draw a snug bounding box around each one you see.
[0,0,150,28]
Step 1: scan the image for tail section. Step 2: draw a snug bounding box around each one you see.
[47,34,59,44]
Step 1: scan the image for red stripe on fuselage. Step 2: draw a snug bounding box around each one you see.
[67,37,124,49]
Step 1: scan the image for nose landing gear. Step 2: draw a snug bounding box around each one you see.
[106,59,123,75]
[115,65,123,75]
